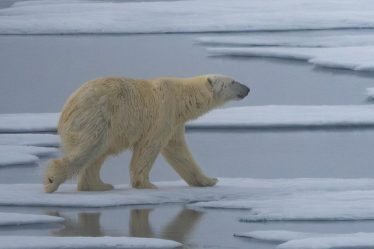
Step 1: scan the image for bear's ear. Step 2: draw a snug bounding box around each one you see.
[207,77,214,87]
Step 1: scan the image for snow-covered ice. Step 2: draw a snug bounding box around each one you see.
[0,134,60,147]
[197,33,374,48]
[189,105,374,130]
[0,145,57,157]
[208,46,374,72]
[0,152,39,166]
[0,113,58,133]
[1,178,374,225]
[236,230,374,249]
[5,106,374,133]
[2,0,374,34]
[0,212,63,226]
[279,233,374,249]
[192,188,374,221]
[0,236,181,249]
[235,230,328,242]
[0,145,57,166]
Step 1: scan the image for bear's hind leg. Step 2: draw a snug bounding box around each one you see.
[130,144,161,189]
[44,131,108,193]
[77,155,114,191]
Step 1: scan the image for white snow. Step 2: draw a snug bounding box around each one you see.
[5,106,374,133]
[197,33,374,48]
[0,134,60,147]
[208,46,374,72]
[0,145,58,166]
[2,0,374,34]
[0,145,57,157]
[0,212,63,226]
[0,152,38,166]
[0,236,181,249]
[0,113,58,133]
[279,233,374,249]
[189,105,374,130]
[1,178,374,224]
[235,230,328,242]
[236,230,374,249]
[194,188,374,221]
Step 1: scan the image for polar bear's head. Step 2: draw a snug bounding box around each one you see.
[207,75,250,103]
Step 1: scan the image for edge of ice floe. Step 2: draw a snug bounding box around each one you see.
[0,212,64,226]
[0,236,182,249]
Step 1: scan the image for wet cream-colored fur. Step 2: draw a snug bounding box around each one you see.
[44,75,249,193]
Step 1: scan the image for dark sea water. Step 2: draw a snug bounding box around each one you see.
[2,18,374,248]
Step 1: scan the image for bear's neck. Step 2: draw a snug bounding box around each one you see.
[177,82,215,123]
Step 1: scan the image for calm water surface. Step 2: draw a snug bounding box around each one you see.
[2,32,374,248]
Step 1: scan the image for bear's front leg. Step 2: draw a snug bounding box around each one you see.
[162,125,218,187]
[130,144,161,189]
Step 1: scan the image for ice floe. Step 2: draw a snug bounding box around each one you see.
[0,134,59,147]
[208,46,374,72]
[236,230,374,249]
[0,236,181,249]
[197,33,374,48]
[4,106,374,133]
[1,177,374,225]
[0,152,38,166]
[0,145,57,166]
[235,230,327,242]
[0,113,58,133]
[192,190,374,221]
[0,212,63,226]
[189,105,374,130]
[2,0,374,34]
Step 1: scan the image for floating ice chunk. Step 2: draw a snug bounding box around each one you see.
[4,105,374,132]
[0,145,58,157]
[2,0,374,34]
[208,46,374,72]
[1,178,374,210]
[189,105,374,130]
[194,189,374,221]
[0,212,63,226]
[0,134,60,147]
[279,233,374,249]
[0,152,38,166]
[0,236,181,249]
[0,113,59,133]
[235,230,374,249]
[197,33,374,48]
[0,145,58,166]
[235,230,327,242]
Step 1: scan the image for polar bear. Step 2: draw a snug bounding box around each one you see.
[44,75,249,193]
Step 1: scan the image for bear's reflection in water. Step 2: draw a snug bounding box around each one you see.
[51,208,203,244]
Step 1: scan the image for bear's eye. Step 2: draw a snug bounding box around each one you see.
[231,81,235,85]
[48,178,54,184]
